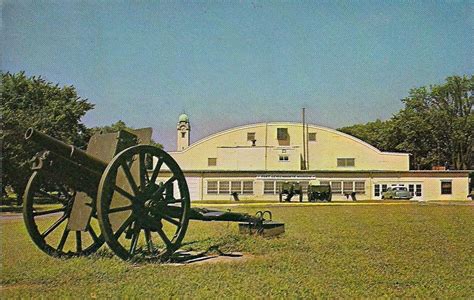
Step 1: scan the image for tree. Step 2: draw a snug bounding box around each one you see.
[91,120,163,149]
[338,75,473,170]
[338,119,395,152]
[392,76,473,169]
[1,72,94,202]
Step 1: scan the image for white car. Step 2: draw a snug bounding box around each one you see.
[382,187,413,200]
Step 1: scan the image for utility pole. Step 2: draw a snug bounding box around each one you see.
[306,117,309,170]
[302,108,306,170]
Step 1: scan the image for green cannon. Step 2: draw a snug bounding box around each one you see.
[23,128,284,261]
[307,180,332,202]
[279,181,303,202]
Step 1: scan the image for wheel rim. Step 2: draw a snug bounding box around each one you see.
[23,171,104,257]
[97,145,190,261]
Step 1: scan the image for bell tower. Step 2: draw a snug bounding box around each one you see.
[177,113,190,151]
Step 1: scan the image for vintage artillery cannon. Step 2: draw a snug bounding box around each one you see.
[279,181,303,202]
[307,180,332,202]
[23,128,284,261]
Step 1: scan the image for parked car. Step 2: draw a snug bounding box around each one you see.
[382,186,412,200]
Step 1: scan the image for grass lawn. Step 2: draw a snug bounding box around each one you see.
[1,203,473,298]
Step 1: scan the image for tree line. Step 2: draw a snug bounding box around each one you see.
[338,75,473,170]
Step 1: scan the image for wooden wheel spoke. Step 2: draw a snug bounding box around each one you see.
[139,152,148,191]
[76,231,82,252]
[114,215,135,239]
[33,207,66,217]
[88,226,100,244]
[149,159,164,183]
[153,210,181,227]
[57,228,70,252]
[108,205,133,214]
[41,215,67,238]
[120,162,139,196]
[144,229,153,252]
[129,223,141,255]
[155,227,172,248]
[113,186,137,202]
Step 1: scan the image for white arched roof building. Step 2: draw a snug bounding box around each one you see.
[170,122,409,172]
[166,117,469,201]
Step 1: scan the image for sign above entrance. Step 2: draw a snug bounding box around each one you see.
[256,175,317,180]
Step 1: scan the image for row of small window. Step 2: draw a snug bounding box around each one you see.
[264,181,310,194]
[207,180,254,194]
[374,184,422,197]
[247,130,317,141]
[209,156,356,166]
[263,181,366,194]
[326,181,365,194]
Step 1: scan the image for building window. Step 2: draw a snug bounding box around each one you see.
[354,181,365,194]
[181,132,186,138]
[409,184,415,196]
[208,158,217,166]
[343,181,354,193]
[264,181,275,194]
[247,132,256,141]
[231,181,242,193]
[207,181,218,194]
[276,181,283,192]
[441,181,452,195]
[308,132,317,142]
[279,155,289,161]
[415,184,422,197]
[382,184,388,193]
[242,181,253,194]
[337,158,355,167]
[219,181,230,194]
[277,128,288,140]
[331,181,342,193]
[374,184,380,197]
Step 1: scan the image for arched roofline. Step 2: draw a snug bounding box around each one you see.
[169,122,408,156]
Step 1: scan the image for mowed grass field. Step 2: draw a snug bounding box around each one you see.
[1,203,473,298]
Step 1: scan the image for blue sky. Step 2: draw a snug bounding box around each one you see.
[2,1,472,150]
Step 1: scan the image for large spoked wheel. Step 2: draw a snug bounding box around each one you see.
[97,145,190,261]
[23,171,104,257]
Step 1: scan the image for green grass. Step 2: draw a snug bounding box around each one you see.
[1,203,473,298]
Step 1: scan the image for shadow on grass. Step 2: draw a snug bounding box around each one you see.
[0,206,23,213]
[86,237,244,265]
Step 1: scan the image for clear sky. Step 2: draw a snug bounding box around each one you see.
[2,1,472,150]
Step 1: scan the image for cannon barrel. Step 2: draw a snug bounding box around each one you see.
[25,128,107,173]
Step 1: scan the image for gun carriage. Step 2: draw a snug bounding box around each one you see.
[278,181,303,202]
[307,180,332,202]
[23,128,284,261]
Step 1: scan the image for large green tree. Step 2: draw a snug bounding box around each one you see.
[1,72,94,202]
[339,75,473,170]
